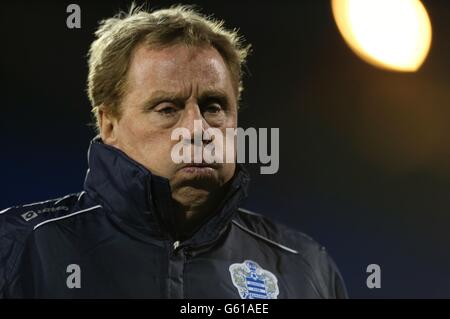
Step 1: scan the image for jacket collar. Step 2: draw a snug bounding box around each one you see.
[83,137,250,247]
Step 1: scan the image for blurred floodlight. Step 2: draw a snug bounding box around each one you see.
[331,0,432,72]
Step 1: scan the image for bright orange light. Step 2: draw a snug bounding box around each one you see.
[332,0,432,72]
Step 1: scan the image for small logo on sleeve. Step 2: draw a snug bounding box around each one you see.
[21,211,38,221]
[21,206,69,222]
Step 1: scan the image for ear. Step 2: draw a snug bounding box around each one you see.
[98,105,119,146]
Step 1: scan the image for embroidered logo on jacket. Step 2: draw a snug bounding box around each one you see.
[21,206,69,221]
[229,260,279,299]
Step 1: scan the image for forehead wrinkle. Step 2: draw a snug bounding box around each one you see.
[126,43,235,105]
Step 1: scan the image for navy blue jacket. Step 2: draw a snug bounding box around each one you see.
[0,138,348,298]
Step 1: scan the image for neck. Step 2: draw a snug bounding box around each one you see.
[170,183,230,241]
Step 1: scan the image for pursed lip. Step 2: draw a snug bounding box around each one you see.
[179,162,221,169]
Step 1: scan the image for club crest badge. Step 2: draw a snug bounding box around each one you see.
[229,260,279,299]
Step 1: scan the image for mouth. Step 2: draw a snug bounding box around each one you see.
[178,162,220,175]
[181,162,220,168]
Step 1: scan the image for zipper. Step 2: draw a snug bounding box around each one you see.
[172,240,180,251]
[169,184,244,255]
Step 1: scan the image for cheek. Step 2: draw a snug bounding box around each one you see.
[119,113,153,141]
[118,117,171,156]
[133,128,173,155]
[118,117,149,145]
[119,125,177,177]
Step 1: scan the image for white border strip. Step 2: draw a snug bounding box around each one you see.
[33,205,102,231]
[0,207,12,215]
[22,199,56,207]
[238,207,262,217]
[54,194,73,205]
[232,220,299,254]
[77,191,86,201]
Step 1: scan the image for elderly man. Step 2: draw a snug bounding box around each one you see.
[0,5,347,299]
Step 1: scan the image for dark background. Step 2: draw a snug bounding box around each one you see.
[1,0,450,298]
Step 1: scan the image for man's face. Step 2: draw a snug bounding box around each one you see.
[99,43,238,208]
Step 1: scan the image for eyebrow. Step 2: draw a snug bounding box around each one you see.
[141,89,231,109]
[198,89,230,106]
[141,91,186,109]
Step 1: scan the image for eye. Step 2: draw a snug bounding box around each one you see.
[155,103,178,116]
[203,103,222,114]
[159,107,176,114]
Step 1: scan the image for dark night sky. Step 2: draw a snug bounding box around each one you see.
[1,0,450,298]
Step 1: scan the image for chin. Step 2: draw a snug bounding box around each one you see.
[170,167,226,199]
[172,185,214,208]
[173,169,221,189]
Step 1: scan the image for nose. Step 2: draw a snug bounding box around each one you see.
[178,102,212,145]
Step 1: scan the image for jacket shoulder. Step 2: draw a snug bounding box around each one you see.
[234,207,321,254]
[0,192,83,242]
[0,192,85,297]
[234,207,348,298]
